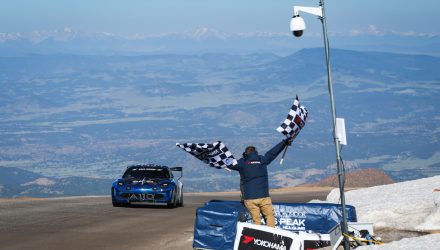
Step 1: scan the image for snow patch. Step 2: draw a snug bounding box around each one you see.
[321,175,440,248]
[395,88,417,95]
[21,178,56,187]
[416,189,440,231]
[326,175,440,232]
[357,233,440,249]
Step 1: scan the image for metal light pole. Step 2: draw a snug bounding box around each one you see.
[319,1,350,250]
[290,1,350,249]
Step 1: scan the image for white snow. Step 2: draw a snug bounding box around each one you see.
[325,175,440,249]
[357,233,440,250]
[21,178,55,186]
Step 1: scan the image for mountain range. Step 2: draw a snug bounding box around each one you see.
[1,28,440,56]
[0,48,439,197]
[0,166,110,198]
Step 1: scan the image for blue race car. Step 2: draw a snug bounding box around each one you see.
[111,164,183,208]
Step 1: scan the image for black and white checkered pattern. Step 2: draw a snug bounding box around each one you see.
[277,96,308,137]
[176,141,238,169]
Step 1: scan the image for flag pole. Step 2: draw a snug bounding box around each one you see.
[280,132,297,164]
[279,145,289,165]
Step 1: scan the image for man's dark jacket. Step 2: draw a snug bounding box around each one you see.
[229,140,288,200]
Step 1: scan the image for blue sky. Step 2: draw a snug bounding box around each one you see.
[1,0,439,36]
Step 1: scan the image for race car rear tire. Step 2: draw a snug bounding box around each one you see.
[178,193,184,207]
[167,189,177,208]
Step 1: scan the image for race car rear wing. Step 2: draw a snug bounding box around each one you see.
[170,167,183,181]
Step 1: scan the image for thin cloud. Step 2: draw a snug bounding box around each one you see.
[0,26,438,44]
[350,25,438,37]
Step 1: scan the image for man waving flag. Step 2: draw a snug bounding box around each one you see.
[176,141,237,169]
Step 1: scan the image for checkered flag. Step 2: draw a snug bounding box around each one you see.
[176,141,237,169]
[277,96,308,138]
[276,96,308,164]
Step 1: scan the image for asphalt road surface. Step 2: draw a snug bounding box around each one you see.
[0,189,331,250]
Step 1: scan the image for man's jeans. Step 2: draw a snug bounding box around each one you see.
[244,197,275,227]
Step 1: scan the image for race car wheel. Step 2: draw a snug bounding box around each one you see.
[111,188,122,207]
[112,202,122,207]
[178,192,184,207]
[167,189,177,208]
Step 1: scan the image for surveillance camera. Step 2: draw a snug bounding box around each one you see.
[290,15,306,37]
[292,30,304,37]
